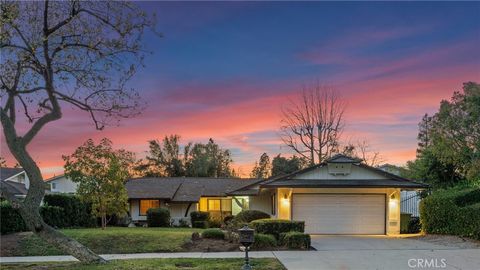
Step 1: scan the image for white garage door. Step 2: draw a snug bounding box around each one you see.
[292,194,386,234]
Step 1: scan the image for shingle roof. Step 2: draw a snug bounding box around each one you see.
[0,180,27,196]
[125,177,262,202]
[262,179,428,189]
[0,167,24,181]
[326,154,362,163]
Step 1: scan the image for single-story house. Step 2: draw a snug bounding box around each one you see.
[126,154,427,235]
[0,167,29,199]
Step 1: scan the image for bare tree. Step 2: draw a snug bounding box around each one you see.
[280,84,346,165]
[0,1,155,263]
[341,139,385,167]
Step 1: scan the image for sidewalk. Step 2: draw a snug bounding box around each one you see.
[0,251,276,264]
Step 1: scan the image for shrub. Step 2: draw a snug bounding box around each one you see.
[40,206,66,228]
[250,219,304,239]
[252,233,277,250]
[420,188,480,240]
[279,231,310,249]
[190,211,210,224]
[208,219,222,228]
[223,215,234,224]
[193,221,208,229]
[0,202,26,234]
[202,228,225,239]
[178,218,189,228]
[43,194,95,227]
[454,189,480,207]
[146,208,170,227]
[400,213,412,234]
[233,210,270,223]
[408,217,421,233]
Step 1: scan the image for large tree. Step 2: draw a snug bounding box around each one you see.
[280,84,346,165]
[271,154,306,177]
[185,138,234,178]
[136,135,186,177]
[63,139,133,230]
[0,1,153,263]
[250,153,272,179]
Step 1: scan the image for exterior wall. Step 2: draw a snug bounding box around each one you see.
[275,187,401,235]
[232,196,249,215]
[249,190,273,216]
[129,199,197,225]
[294,165,388,180]
[49,176,78,193]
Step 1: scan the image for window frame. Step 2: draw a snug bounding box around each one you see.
[139,199,160,216]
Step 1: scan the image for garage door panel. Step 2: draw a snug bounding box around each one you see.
[292,194,385,234]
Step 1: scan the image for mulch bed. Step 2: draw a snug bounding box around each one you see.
[0,232,32,257]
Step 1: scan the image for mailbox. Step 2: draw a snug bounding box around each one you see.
[238,225,255,247]
[238,225,254,270]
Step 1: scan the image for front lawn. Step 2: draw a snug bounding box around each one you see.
[3,227,202,256]
[1,258,286,270]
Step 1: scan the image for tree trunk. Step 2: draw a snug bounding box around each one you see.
[1,122,106,263]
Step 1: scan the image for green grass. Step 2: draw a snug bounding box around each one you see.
[1,258,286,270]
[14,227,202,256]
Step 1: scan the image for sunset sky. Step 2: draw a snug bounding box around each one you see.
[1,2,479,178]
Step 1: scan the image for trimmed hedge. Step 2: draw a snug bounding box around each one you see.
[146,208,170,227]
[233,210,270,223]
[193,221,208,229]
[43,194,95,227]
[250,219,304,239]
[420,188,480,240]
[201,228,225,239]
[252,233,277,250]
[190,211,209,225]
[279,231,310,249]
[40,206,66,228]
[454,189,480,207]
[0,202,26,234]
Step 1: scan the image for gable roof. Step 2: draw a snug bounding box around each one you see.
[233,155,428,191]
[125,177,262,202]
[44,174,66,182]
[0,180,27,196]
[0,167,24,181]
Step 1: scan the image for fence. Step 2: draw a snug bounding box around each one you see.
[400,192,421,217]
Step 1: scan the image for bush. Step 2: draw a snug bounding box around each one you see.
[250,219,304,239]
[0,202,26,234]
[223,215,234,224]
[193,221,208,229]
[146,208,170,227]
[408,217,421,233]
[233,210,270,223]
[454,189,480,207]
[400,213,412,234]
[190,211,210,224]
[202,228,225,239]
[178,218,189,228]
[420,188,480,240]
[43,194,95,227]
[208,219,222,228]
[252,233,277,250]
[40,206,66,228]
[279,231,310,249]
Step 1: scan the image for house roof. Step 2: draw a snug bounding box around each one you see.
[233,155,428,191]
[262,179,428,188]
[44,174,66,182]
[0,167,24,181]
[0,179,28,196]
[125,177,262,202]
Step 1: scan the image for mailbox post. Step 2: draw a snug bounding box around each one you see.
[238,224,255,270]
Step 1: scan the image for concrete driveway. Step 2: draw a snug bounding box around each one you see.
[274,235,480,270]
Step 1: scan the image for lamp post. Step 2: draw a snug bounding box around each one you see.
[238,224,255,270]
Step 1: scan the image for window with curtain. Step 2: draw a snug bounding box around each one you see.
[139,200,160,215]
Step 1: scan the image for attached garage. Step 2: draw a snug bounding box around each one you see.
[292,194,386,234]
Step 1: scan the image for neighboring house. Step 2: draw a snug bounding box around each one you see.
[45,174,78,194]
[0,167,29,199]
[126,154,427,235]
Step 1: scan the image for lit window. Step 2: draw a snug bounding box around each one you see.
[139,200,160,215]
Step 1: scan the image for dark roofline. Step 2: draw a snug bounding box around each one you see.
[44,174,65,182]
